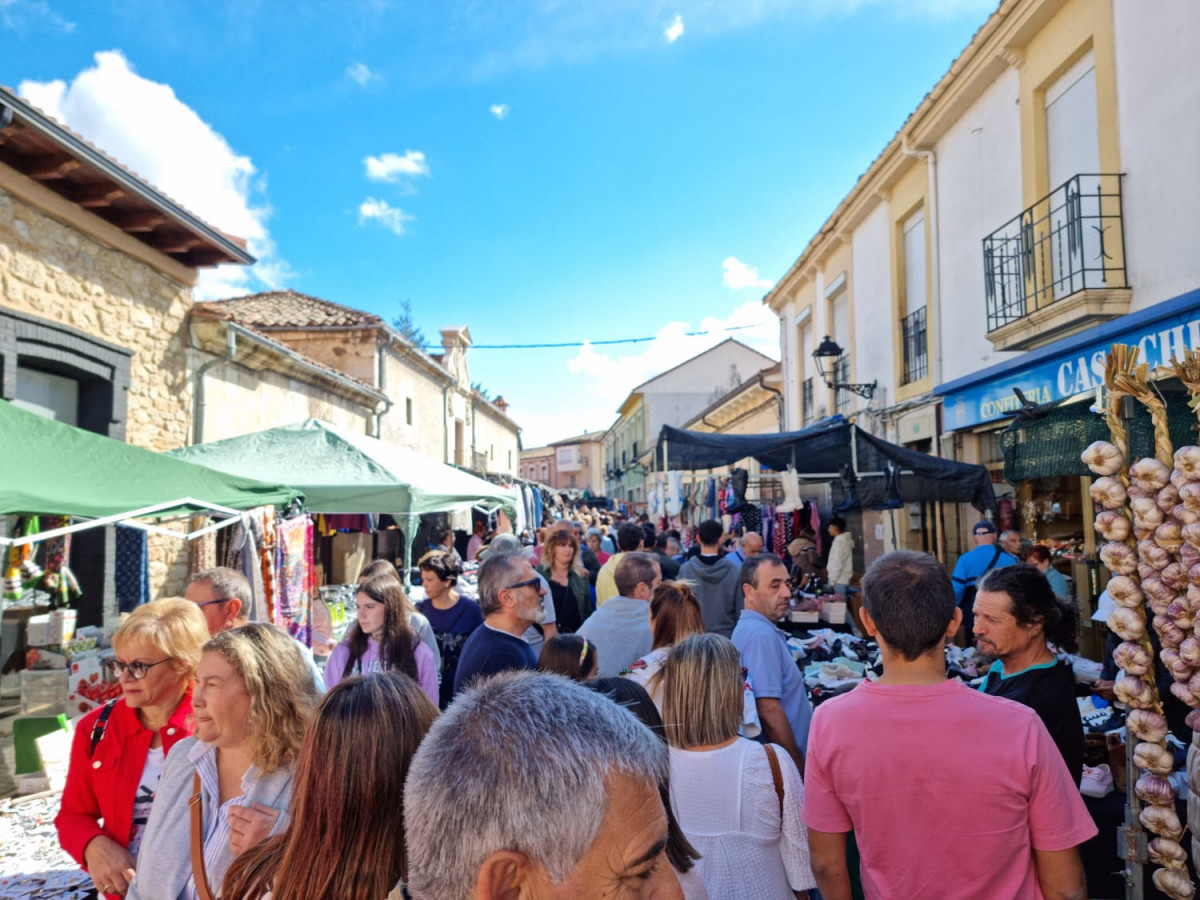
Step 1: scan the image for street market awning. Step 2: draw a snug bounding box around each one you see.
[657,419,997,513]
[168,419,518,517]
[0,398,303,542]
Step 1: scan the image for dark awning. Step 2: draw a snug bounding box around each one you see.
[657,420,997,513]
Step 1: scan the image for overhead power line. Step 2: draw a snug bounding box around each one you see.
[418,321,771,352]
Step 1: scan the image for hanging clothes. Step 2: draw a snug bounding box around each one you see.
[225,514,267,622]
[190,517,218,574]
[275,515,314,647]
[114,525,149,613]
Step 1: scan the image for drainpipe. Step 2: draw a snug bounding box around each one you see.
[471,403,478,471]
[374,334,393,438]
[900,140,942,387]
[442,383,451,465]
[192,326,237,445]
[758,372,785,431]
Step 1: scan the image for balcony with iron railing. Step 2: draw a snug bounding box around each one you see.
[902,306,927,384]
[982,173,1129,351]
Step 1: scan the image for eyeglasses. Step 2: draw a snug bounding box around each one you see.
[194,598,231,609]
[504,577,542,591]
[106,658,172,680]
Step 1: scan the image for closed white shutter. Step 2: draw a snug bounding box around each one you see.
[903,210,927,313]
[1045,52,1102,296]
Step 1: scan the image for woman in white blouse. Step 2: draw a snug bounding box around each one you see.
[662,634,816,900]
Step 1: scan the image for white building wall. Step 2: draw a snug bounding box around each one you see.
[472,405,520,475]
[378,353,449,461]
[933,65,1024,384]
[849,203,894,406]
[1112,0,1200,309]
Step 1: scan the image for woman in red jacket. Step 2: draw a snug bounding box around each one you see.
[55,597,209,899]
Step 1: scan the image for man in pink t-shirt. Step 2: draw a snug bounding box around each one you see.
[802,550,1096,900]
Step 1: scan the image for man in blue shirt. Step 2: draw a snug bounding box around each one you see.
[951,520,1018,639]
[453,553,544,696]
[731,553,811,776]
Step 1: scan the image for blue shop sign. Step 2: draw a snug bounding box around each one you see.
[939,290,1200,431]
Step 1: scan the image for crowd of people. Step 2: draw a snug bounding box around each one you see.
[54,509,1101,899]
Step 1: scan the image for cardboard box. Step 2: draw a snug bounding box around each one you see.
[68,655,122,716]
[48,609,76,644]
[789,609,820,624]
[330,533,373,584]
[26,614,49,647]
[820,601,848,625]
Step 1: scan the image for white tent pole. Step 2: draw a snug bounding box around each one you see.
[0,497,248,547]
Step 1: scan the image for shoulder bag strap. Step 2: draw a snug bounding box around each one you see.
[984,546,1004,574]
[190,771,217,900]
[88,699,117,758]
[763,744,785,820]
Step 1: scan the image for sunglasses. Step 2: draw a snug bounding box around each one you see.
[505,577,542,591]
[194,597,231,609]
[106,658,171,680]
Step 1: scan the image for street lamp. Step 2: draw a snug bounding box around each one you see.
[812,335,877,401]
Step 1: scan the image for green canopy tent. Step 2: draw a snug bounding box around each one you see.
[0,398,304,549]
[168,419,519,574]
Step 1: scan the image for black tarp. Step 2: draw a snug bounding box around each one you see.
[656,420,997,513]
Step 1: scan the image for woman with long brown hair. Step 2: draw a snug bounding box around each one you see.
[536,527,590,633]
[221,672,439,899]
[325,575,437,705]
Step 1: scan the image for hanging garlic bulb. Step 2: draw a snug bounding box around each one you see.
[1095,510,1133,542]
[1091,477,1129,510]
[1108,606,1147,641]
[1101,542,1139,575]
[1184,522,1200,549]
[1132,458,1173,492]
[1162,649,1193,683]
[1168,597,1195,630]
[1107,575,1144,607]
[1116,676,1157,708]
[1152,867,1197,900]
[1177,504,1200,526]
[1159,484,1183,514]
[1129,708,1170,743]
[1179,637,1200,667]
[1141,803,1185,840]
[1188,585,1200,611]
[1149,837,1190,869]
[1083,440,1125,475]
[1179,481,1200,512]
[1161,562,1190,591]
[1114,641,1154,674]
[1136,742,1179,776]
[1170,681,1200,708]
[1182,543,1200,568]
[1174,445,1200,481]
[1189,564,1200,588]
[1157,520,1185,553]
[1138,541,1172,570]
[1159,621,1187,649]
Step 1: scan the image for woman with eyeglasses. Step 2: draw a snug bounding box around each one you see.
[56,597,210,899]
[125,623,321,900]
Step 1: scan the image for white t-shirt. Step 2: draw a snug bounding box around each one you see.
[127,746,166,859]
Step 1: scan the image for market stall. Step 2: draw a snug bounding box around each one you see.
[168,418,519,581]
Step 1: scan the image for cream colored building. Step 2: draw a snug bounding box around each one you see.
[0,84,253,623]
[521,432,605,494]
[207,293,522,476]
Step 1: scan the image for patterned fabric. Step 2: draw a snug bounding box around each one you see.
[257,508,278,625]
[115,524,149,613]
[190,517,218,574]
[225,514,267,622]
[275,515,313,647]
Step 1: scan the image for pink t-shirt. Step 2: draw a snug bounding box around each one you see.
[802,679,1096,900]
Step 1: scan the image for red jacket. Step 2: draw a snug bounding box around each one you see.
[55,688,195,877]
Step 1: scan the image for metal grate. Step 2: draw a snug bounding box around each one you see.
[902,307,927,383]
[983,173,1126,332]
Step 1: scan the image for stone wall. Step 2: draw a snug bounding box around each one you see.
[0,184,197,608]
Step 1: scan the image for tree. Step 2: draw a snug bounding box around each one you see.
[392,299,427,348]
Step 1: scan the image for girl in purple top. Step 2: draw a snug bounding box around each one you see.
[324,575,438,704]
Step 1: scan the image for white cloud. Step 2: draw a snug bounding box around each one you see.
[18,50,286,300]
[346,62,379,87]
[664,13,684,42]
[358,197,414,235]
[489,103,510,120]
[565,301,779,410]
[722,256,772,290]
[0,0,75,33]
[364,150,430,183]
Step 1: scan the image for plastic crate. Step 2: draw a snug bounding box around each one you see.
[19,669,69,717]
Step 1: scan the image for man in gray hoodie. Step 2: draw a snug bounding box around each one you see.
[679,519,743,638]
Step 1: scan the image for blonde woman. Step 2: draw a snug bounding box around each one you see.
[126,623,321,900]
[662,634,815,900]
[56,598,209,900]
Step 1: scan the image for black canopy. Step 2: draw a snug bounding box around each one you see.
[656,420,997,513]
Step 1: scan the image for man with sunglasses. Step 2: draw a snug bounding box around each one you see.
[452,553,546,696]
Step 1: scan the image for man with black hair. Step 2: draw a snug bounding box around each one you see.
[595,522,645,608]
[651,531,681,580]
[975,565,1085,784]
[803,551,1095,900]
[731,553,810,775]
[678,519,740,637]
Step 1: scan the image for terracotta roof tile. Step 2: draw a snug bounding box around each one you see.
[211,290,384,329]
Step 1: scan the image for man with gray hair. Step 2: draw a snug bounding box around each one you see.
[451,552,545,696]
[406,670,684,899]
[478,532,558,651]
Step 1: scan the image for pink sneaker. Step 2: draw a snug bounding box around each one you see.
[1080,763,1114,798]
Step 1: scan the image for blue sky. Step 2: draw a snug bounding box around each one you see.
[2,0,994,446]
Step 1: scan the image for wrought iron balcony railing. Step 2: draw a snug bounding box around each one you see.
[902,306,927,383]
[982,173,1126,333]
